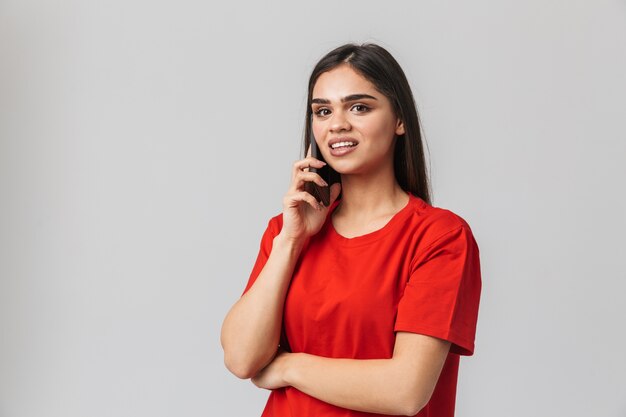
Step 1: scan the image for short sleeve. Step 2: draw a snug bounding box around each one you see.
[241,215,282,296]
[394,225,482,356]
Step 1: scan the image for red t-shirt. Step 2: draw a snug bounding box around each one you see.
[242,192,482,417]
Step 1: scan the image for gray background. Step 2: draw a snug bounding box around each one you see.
[1,0,625,416]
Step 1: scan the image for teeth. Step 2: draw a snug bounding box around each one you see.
[331,141,357,149]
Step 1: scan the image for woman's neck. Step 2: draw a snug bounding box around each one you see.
[333,173,409,221]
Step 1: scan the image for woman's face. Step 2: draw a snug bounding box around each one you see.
[311,64,404,176]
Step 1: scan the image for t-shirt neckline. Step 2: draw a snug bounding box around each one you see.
[324,192,419,246]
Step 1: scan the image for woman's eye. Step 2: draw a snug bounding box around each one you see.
[352,104,370,112]
[314,108,331,117]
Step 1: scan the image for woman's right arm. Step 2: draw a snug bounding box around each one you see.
[220,231,305,379]
[220,156,341,379]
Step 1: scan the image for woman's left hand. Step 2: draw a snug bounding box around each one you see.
[251,349,292,390]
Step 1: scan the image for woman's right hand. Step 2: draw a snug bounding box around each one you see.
[280,156,341,244]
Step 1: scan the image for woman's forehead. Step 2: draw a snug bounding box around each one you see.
[312,65,379,101]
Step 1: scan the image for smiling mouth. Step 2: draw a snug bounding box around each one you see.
[329,141,358,149]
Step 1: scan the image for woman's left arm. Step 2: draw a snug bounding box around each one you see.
[251,331,451,416]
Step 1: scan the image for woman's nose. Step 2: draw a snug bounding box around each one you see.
[329,110,351,133]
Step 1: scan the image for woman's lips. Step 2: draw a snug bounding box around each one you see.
[329,143,358,157]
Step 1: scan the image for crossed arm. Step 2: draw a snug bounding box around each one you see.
[221,232,452,416]
[252,332,451,416]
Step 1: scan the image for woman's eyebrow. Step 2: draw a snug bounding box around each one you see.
[311,94,378,104]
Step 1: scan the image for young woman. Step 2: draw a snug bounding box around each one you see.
[221,43,482,417]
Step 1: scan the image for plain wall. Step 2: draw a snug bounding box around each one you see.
[1,1,625,416]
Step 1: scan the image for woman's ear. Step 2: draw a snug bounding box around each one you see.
[395,119,405,136]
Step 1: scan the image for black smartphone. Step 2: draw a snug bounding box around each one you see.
[304,126,340,207]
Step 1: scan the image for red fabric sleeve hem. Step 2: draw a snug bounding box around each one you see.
[394,322,475,356]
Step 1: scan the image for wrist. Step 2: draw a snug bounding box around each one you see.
[274,232,308,253]
[281,352,303,386]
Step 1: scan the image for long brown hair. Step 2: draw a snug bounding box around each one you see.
[303,43,432,205]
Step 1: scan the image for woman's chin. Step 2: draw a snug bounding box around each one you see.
[331,159,373,175]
